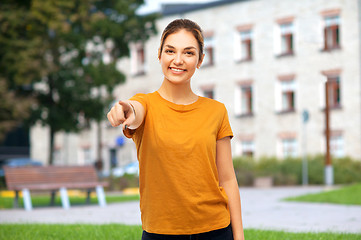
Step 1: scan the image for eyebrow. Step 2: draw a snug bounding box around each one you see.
[164,44,197,50]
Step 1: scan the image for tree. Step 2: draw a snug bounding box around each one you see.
[0,0,158,164]
[0,79,33,142]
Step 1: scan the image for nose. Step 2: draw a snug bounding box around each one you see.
[173,53,184,65]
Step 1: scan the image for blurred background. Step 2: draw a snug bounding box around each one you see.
[1,0,360,191]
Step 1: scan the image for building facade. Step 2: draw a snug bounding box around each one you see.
[31,0,361,173]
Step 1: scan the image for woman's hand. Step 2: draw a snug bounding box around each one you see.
[107,101,136,131]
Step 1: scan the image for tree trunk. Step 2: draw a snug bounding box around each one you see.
[48,127,55,165]
[95,121,103,171]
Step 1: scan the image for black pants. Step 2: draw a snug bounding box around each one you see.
[141,224,233,240]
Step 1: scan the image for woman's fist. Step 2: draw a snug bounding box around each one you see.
[107,101,135,130]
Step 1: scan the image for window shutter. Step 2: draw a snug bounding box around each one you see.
[324,27,329,50]
[234,32,242,62]
[246,87,253,113]
[287,34,293,53]
[331,25,339,47]
[335,26,340,45]
[246,39,252,60]
[208,47,214,65]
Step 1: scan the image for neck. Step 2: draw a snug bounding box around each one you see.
[157,79,198,105]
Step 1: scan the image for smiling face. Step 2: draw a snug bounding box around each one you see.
[159,29,204,85]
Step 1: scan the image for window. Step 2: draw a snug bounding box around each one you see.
[280,22,294,55]
[235,81,254,116]
[235,135,254,157]
[281,138,297,158]
[203,35,214,67]
[240,30,252,61]
[203,89,214,99]
[330,133,344,158]
[83,147,92,164]
[327,76,341,108]
[241,140,254,157]
[276,75,296,113]
[275,17,294,57]
[281,80,295,112]
[200,84,215,99]
[234,24,253,62]
[321,70,342,109]
[323,14,340,50]
[241,85,253,115]
[130,43,146,76]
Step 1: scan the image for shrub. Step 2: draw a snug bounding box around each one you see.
[233,157,255,186]
[307,155,326,184]
[233,155,361,186]
[105,174,139,191]
[334,157,361,184]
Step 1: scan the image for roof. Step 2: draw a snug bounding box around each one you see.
[161,0,250,16]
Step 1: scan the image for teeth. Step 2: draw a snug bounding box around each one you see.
[170,68,184,72]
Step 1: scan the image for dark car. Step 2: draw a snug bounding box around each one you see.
[0,158,43,177]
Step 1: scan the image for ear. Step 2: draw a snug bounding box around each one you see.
[197,53,205,69]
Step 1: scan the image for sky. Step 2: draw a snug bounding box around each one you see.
[137,0,220,15]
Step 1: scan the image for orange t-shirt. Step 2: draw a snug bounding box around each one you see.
[124,91,233,235]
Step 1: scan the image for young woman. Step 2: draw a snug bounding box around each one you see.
[107,19,245,240]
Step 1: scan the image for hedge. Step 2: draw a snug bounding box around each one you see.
[233,155,361,186]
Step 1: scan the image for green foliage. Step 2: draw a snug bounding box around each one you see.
[0,225,360,240]
[233,157,255,186]
[306,156,325,184]
[0,80,33,141]
[333,157,361,184]
[285,183,361,205]
[233,155,361,186]
[243,229,361,240]
[0,193,139,209]
[0,224,143,240]
[107,174,139,191]
[0,0,159,163]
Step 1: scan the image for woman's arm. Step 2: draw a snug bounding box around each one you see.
[107,100,145,130]
[216,137,245,240]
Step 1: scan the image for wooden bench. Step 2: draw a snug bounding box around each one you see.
[4,165,109,211]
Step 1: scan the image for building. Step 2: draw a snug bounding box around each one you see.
[31,0,361,173]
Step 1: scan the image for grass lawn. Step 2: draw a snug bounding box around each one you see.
[285,183,361,205]
[0,193,139,209]
[0,224,360,240]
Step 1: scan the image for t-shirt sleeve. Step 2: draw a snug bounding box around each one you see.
[123,93,148,139]
[217,105,233,140]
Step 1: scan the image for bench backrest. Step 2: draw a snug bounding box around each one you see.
[4,166,99,190]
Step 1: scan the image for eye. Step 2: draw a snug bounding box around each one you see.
[165,49,174,54]
[185,51,195,56]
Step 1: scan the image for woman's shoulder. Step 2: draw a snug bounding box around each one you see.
[131,92,156,101]
[132,92,152,98]
[199,96,227,110]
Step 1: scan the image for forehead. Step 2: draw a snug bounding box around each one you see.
[163,29,199,49]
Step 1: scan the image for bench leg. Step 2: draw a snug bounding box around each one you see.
[59,187,70,210]
[86,189,91,204]
[13,191,19,208]
[96,186,106,207]
[50,191,56,206]
[22,189,32,211]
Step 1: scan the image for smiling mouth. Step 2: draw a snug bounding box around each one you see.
[169,67,186,72]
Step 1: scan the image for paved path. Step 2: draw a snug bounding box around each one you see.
[1,186,360,233]
[240,186,361,233]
